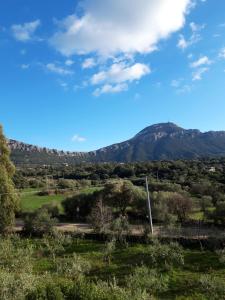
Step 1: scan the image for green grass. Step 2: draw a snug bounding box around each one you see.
[20,190,65,212]
[30,238,225,299]
[20,186,103,212]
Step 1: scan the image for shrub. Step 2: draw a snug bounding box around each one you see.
[0,270,37,300]
[88,197,113,233]
[199,275,225,300]
[0,235,34,273]
[145,240,184,270]
[23,208,57,237]
[41,202,61,218]
[103,238,116,265]
[26,281,64,300]
[62,192,98,221]
[56,253,91,280]
[211,202,225,225]
[126,266,168,295]
[39,233,72,262]
[27,278,149,300]
[109,215,131,245]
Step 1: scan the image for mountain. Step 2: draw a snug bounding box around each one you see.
[8,122,225,165]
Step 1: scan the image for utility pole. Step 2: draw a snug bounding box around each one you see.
[145,176,153,235]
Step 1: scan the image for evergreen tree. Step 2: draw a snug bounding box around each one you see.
[0,125,19,233]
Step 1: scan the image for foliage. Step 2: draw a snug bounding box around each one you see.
[88,196,113,233]
[0,235,223,299]
[0,270,37,300]
[167,192,193,223]
[109,215,131,245]
[56,253,91,280]
[145,240,184,270]
[126,266,168,295]
[41,201,61,218]
[103,180,146,215]
[0,125,19,233]
[210,202,225,225]
[23,208,57,237]
[199,275,225,300]
[62,191,99,221]
[103,238,116,265]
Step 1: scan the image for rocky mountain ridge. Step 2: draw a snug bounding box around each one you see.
[8,123,225,165]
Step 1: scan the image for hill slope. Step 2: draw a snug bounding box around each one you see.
[8,123,225,165]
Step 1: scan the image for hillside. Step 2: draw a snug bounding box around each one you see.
[8,122,225,165]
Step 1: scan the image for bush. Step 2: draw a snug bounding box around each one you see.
[62,192,99,221]
[23,208,57,237]
[211,202,225,225]
[103,238,116,265]
[144,240,184,270]
[88,197,113,233]
[56,253,91,280]
[27,278,149,300]
[126,266,168,295]
[41,202,61,218]
[0,270,37,300]
[199,275,225,300]
[109,215,131,245]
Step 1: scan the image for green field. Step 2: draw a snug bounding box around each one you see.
[20,187,103,212]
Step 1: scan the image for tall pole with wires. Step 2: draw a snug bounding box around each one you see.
[145,176,153,235]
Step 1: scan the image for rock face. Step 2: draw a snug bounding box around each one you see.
[8,122,225,165]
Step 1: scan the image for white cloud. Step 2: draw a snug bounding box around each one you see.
[11,20,41,42]
[91,62,150,85]
[177,84,192,94]
[71,134,87,142]
[189,22,205,32]
[82,58,96,69]
[46,63,74,75]
[93,83,128,96]
[177,35,188,49]
[65,59,74,66]
[219,48,225,59]
[192,67,209,81]
[177,22,204,50]
[171,79,191,94]
[50,0,192,57]
[190,56,211,68]
[171,79,182,88]
[21,64,30,69]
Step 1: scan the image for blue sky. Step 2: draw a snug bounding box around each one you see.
[0,0,225,151]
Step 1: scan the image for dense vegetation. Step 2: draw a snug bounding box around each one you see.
[15,158,225,228]
[0,125,19,233]
[0,234,225,300]
[1,126,225,299]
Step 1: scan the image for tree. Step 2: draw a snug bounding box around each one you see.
[0,125,19,233]
[88,195,113,233]
[62,192,99,221]
[211,202,225,225]
[104,180,146,215]
[23,208,57,237]
[167,193,193,223]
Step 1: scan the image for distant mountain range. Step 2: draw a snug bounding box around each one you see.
[8,122,225,165]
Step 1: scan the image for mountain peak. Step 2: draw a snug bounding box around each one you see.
[8,122,225,165]
[135,122,183,138]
